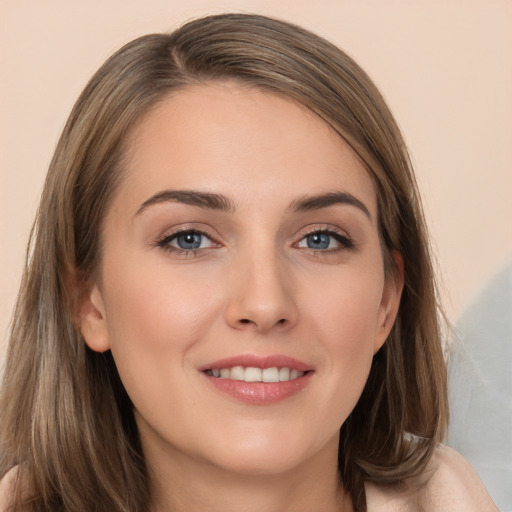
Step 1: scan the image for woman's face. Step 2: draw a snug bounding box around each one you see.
[80,83,402,479]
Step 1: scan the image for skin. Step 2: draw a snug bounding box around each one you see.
[75,84,497,512]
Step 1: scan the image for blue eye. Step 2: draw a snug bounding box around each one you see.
[158,230,215,252]
[173,232,204,250]
[297,230,352,251]
[305,233,331,249]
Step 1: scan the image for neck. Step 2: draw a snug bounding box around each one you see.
[152,470,348,512]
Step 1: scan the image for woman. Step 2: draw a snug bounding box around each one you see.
[0,13,497,512]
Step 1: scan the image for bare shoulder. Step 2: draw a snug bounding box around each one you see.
[421,445,498,511]
[0,466,17,511]
[0,466,32,512]
[365,445,499,512]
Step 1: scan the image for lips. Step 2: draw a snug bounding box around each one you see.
[199,354,313,405]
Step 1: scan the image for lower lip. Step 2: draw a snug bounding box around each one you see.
[202,372,313,405]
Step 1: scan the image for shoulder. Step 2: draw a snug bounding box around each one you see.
[0,466,33,512]
[421,445,498,511]
[365,445,499,512]
[0,466,17,511]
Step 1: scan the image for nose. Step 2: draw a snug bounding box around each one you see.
[225,248,299,334]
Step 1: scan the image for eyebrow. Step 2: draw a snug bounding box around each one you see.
[136,189,371,219]
[136,190,236,215]
[289,191,371,219]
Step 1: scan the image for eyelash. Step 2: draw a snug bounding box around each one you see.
[156,227,354,257]
[296,227,354,253]
[156,228,218,257]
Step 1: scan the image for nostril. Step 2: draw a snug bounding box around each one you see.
[234,317,291,331]
[238,318,287,327]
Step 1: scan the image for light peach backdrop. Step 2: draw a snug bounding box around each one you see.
[1,1,511,347]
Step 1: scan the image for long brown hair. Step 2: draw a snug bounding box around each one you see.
[0,13,447,512]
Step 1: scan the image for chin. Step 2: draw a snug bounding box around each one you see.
[201,424,338,477]
[209,446,311,477]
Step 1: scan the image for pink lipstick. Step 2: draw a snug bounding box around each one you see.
[199,354,314,405]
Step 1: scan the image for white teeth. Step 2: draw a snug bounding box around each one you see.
[262,367,280,383]
[278,367,290,381]
[230,366,245,381]
[207,366,306,382]
[244,367,262,382]
[290,369,300,380]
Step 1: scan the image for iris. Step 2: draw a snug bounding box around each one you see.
[306,233,331,250]
[176,232,203,250]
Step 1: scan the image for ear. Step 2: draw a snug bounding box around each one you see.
[374,250,404,354]
[76,283,111,353]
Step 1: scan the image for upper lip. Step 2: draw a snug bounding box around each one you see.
[199,354,312,372]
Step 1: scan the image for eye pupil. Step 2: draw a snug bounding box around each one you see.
[177,232,202,249]
[307,233,330,249]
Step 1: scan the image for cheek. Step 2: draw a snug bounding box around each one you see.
[307,267,383,349]
[304,267,384,403]
[99,258,222,398]
[104,259,218,347]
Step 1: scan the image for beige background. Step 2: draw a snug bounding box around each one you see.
[1,0,511,349]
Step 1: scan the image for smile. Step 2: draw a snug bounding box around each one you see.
[200,355,314,405]
[204,366,307,382]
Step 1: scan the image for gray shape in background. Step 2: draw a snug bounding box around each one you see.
[448,260,512,511]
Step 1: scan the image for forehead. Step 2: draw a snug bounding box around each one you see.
[118,83,377,217]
